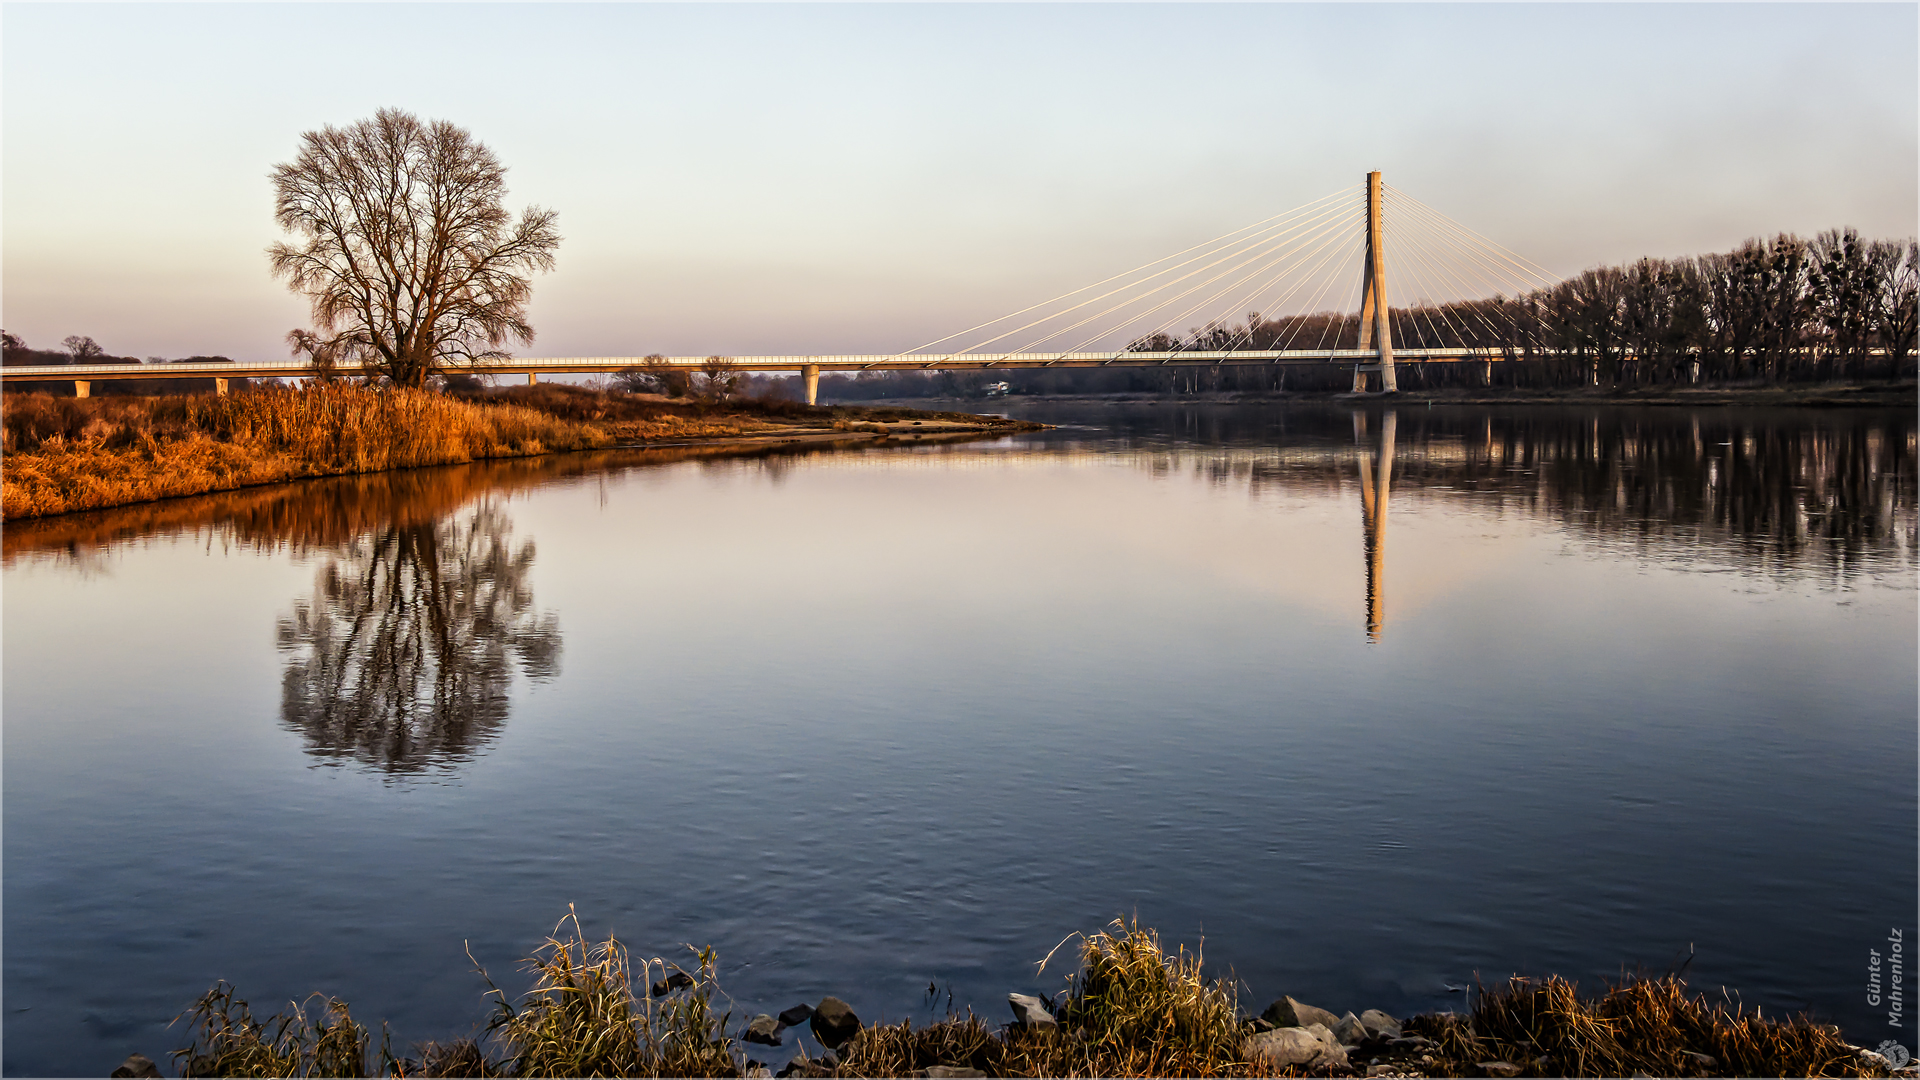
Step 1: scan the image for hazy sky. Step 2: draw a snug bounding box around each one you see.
[3,3,1915,361]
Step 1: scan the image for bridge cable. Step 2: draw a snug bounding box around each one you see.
[898,184,1360,358]
[948,192,1358,358]
[1003,197,1360,356]
[1097,209,1365,356]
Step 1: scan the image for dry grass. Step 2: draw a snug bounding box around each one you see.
[821,919,1247,1079]
[2,383,1029,521]
[481,910,736,1079]
[173,983,371,1078]
[1400,973,1888,1078]
[160,916,1891,1078]
[1,386,611,519]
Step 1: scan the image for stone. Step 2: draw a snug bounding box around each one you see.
[109,1055,163,1079]
[1684,1050,1720,1069]
[650,971,694,997]
[1361,1008,1403,1040]
[1332,1011,1369,1046]
[744,1064,773,1079]
[1260,995,1342,1031]
[810,996,860,1049]
[778,1003,815,1027]
[1478,1063,1522,1078]
[1249,1017,1275,1033]
[1241,1023,1348,1071]
[1008,993,1056,1028]
[745,1014,782,1046]
[924,1068,987,1078]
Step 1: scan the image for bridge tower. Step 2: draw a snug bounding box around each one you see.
[1352,171,1397,394]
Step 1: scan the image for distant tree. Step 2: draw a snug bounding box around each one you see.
[699,356,740,400]
[62,335,104,362]
[1,331,25,354]
[286,328,343,383]
[269,108,560,389]
[1870,239,1918,377]
[612,353,691,397]
[650,355,694,398]
[1807,228,1879,379]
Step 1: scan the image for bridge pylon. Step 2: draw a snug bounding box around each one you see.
[1352,171,1397,394]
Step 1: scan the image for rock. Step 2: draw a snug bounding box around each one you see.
[1361,1008,1403,1040]
[1332,1011,1369,1046]
[744,1014,782,1046]
[924,1068,987,1078]
[810,996,860,1049]
[110,1055,163,1079]
[1478,1063,1522,1078]
[1249,1017,1275,1033]
[1260,995,1342,1031]
[1684,1050,1720,1069]
[650,971,694,997]
[1387,1035,1432,1050]
[1008,993,1056,1028]
[778,1003,815,1027]
[744,1064,772,1079]
[1241,1023,1348,1071]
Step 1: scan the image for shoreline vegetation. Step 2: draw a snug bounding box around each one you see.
[110,917,1898,1079]
[868,380,1916,410]
[0,383,1041,521]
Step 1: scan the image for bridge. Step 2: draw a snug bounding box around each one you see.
[4,172,1562,404]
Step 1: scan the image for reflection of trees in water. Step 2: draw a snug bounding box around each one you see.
[276,504,559,774]
[1104,405,1914,578]
[1384,410,1916,576]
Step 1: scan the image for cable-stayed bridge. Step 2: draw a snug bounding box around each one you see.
[5,172,1563,403]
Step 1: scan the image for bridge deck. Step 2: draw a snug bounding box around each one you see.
[2,348,1515,383]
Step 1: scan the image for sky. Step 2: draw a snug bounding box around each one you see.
[3,2,1915,362]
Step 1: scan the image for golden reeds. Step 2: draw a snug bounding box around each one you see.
[161,915,1893,1078]
[1,385,612,520]
[173,983,369,1078]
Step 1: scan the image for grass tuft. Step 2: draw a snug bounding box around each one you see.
[1402,973,1887,1078]
[172,982,369,1078]
[483,908,736,1079]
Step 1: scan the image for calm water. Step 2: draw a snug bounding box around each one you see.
[4,403,1915,1075]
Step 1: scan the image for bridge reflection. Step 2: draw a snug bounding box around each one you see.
[1355,410,1396,642]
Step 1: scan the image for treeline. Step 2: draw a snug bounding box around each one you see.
[1,331,253,396]
[835,228,1917,399]
[1135,227,1918,390]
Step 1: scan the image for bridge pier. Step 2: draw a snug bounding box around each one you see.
[73,380,90,399]
[802,363,820,406]
[527,372,538,386]
[1352,171,1396,393]
[214,377,229,396]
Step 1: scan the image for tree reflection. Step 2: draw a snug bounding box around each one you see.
[276,504,559,774]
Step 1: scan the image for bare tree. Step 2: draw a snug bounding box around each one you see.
[1871,239,1918,377]
[286,328,343,383]
[268,108,560,389]
[644,353,691,398]
[62,335,104,362]
[699,355,740,400]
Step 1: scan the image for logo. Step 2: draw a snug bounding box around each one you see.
[1875,1040,1910,1068]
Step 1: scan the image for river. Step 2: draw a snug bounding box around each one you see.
[4,402,1914,1075]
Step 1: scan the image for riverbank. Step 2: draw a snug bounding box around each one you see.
[867,379,1918,410]
[117,918,1898,1079]
[0,384,1039,520]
